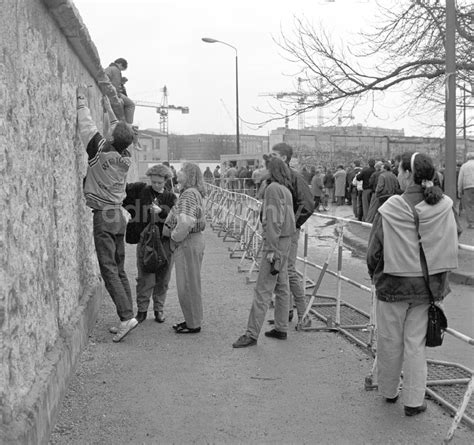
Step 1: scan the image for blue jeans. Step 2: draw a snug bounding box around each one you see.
[93,209,133,321]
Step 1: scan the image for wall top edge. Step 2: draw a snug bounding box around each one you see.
[41,0,104,82]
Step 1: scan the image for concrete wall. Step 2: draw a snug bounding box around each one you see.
[0,1,113,443]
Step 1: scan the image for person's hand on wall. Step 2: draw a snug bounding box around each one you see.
[76,86,88,109]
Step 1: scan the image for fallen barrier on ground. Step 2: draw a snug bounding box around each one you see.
[205,183,474,442]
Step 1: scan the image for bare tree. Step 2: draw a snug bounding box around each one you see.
[263,0,474,132]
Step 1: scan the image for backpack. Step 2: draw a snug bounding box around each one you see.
[140,213,169,273]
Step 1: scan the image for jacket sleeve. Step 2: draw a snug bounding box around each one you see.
[104,65,122,92]
[171,191,198,243]
[367,213,384,279]
[262,187,283,254]
[77,103,107,162]
[158,192,177,220]
[457,166,464,194]
[124,182,147,207]
[292,172,315,228]
[375,175,385,197]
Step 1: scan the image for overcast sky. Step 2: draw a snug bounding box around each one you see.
[72,0,435,137]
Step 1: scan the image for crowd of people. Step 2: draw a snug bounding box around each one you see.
[207,152,473,231]
[76,73,470,417]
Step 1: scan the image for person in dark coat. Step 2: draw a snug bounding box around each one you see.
[123,164,177,324]
[356,159,376,221]
[323,169,335,203]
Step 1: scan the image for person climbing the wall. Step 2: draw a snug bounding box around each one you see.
[104,58,141,150]
[104,58,135,124]
[76,86,137,343]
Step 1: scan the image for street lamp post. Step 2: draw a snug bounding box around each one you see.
[202,37,240,155]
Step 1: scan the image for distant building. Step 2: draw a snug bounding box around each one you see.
[168,134,269,161]
[134,129,168,180]
[269,126,474,168]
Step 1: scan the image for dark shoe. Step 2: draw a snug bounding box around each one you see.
[233,334,257,348]
[154,311,165,323]
[136,311,147,323]
[264,329,287,340]
[172,321,186,331]
[404,402,427,416]
[385,395,399,404]
[175,323,201,334]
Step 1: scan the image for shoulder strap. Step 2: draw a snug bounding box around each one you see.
[402,195,435,304]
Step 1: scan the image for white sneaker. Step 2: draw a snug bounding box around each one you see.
[112,318,138,342]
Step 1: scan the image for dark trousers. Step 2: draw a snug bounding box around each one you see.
[356,191,363,221]
[362,189,372,221]
[93,209,133,321]
[136,237,173,312]
[314,196,321,210]
[351,190,358,218]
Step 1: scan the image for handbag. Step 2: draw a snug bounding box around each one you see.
[403,196,448,347]
[141,208,169,274]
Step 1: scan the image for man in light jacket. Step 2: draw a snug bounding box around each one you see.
[77,87,137,342]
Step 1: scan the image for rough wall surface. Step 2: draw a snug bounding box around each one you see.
[0,0,111,442]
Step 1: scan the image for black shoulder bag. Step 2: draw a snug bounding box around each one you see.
[404,196,448,347]
[141,209,169,274]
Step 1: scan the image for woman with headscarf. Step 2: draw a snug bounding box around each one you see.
[164,163,206,334]
[367,152,459,416]
[233,157,296,348]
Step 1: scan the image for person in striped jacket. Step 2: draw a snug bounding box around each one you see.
[77,87,137,343]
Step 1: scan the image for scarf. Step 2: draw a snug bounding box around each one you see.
[378,194,458,276]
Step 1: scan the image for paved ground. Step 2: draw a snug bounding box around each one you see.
[49,218,473,444]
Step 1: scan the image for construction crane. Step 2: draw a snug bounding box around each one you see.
[259,77,325,129]
[135,85,189,134]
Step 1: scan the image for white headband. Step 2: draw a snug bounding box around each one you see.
[410,152,419,173]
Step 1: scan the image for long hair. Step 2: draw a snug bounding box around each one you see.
[267,157,292,190]
[181,163,206,197]
[400,152,443,205]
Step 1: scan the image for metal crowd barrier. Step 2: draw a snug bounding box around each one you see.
[204,184,474,442]
[205,184,263,281]
[205,177,257,196]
